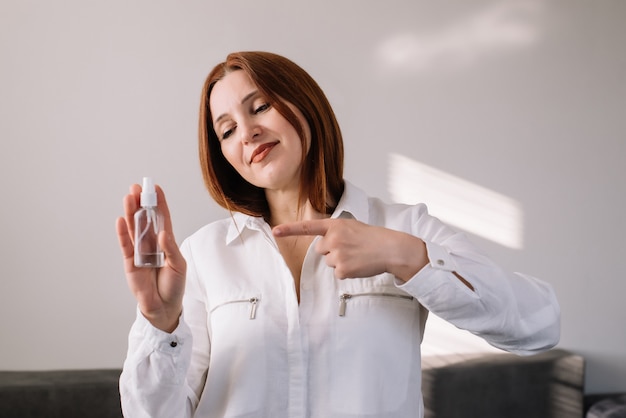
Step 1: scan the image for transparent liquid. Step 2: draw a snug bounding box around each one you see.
[135,252,165,268]
[134,207,164,268]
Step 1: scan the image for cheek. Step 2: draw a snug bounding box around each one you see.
[220,142,242,168]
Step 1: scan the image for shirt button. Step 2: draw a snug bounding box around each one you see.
[436,259,445,266]
[170,341,178,348]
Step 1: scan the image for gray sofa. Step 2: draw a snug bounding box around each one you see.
[0,369,122,418]
[0,349,585,418]
[422,348,585,417]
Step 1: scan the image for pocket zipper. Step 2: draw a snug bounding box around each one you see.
[211,297,259,319]
[339,292,414,316]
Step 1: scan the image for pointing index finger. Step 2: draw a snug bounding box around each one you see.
[273,219,331,237]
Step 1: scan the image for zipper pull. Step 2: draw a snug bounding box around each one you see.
[339,293,351,316]
[249,297,258,320]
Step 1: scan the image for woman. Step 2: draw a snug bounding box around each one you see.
[116,51,560,418]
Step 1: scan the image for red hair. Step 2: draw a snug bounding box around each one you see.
[198,51,344,219]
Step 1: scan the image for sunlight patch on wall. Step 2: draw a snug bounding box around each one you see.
[388,153,524,249]
[375,0,542,74]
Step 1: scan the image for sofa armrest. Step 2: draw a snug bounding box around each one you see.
[422,349,585,418]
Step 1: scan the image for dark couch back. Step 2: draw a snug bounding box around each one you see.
[422,349,585,418]
[0,369,122,418]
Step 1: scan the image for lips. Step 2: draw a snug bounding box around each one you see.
[250,141,278,164]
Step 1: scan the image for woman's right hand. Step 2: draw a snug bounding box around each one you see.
[116,183,187,333]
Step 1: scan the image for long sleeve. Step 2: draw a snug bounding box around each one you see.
[119,239,211,418]
[119,311,196,418]
[397,205,560,356]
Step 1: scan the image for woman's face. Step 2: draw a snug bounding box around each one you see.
[210,70,310,194]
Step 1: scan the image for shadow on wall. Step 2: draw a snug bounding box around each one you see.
[377,1,540,250]
[375,0,543,75]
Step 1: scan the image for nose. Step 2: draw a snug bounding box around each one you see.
[240,118,262,144]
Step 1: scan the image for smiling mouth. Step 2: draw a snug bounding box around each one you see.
[250,142,278,164]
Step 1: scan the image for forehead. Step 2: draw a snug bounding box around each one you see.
[209,70,257,115]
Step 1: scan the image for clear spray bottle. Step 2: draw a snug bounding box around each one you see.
[134,177,164,268]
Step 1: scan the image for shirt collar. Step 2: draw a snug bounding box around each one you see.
[331,180,369,222]
[224,180,370,245]
[225,212,267,245]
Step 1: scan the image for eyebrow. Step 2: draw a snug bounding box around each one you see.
[213,90,259,126]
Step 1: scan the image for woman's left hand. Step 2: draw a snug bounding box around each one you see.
[273,218,428,282]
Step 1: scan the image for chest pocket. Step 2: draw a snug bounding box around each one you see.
[210,296,260,319]
[338,291,415,316]
[330,287,423,415]
[204,294,267,416]
[208,294,263,347]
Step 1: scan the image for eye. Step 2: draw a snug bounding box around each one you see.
[254,103,270,114]
[220,126,235,141]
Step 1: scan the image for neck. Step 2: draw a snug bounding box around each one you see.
[265,188,326,227]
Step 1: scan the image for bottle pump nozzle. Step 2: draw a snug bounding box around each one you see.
[140,177,157,207]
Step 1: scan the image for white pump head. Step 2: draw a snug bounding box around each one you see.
[140,177,157,207]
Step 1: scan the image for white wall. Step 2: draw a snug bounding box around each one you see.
[1,0,624,395]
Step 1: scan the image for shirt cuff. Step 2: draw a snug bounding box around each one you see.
[395,241,457,294]
[135,307,190,354]
[424,241,456,272]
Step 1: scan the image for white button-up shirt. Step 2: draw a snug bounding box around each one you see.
[120,181,560,418]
